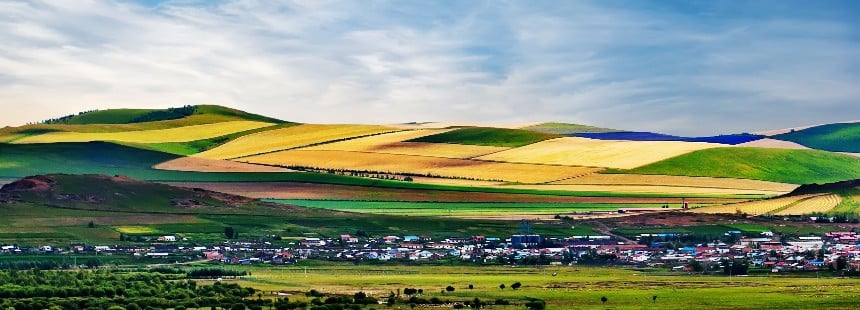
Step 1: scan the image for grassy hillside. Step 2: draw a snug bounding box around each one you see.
[58,109,155,124]
[773,122,860,152]
[522,122,620,134]
[44,105,285,125]
[622,147,860,184]
[408,127,559,147]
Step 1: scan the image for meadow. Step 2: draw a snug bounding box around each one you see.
[225,264,860,310]
[477,137,720,169]
[774,122,860,153]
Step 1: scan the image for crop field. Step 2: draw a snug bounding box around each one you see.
[242,150,603,183]
[552,174,797,192]
[408,127,560,147]
[689,194,821,215]
[498,184,779,197]
[624,147,860,184]
[522,122,619,134]
[11,121,275,144]
[302,129,509,159]
[227,265,860,310]
[153,156,293,172]
[476,137,721,169]
[773,194,843,216]
[195,124,398,159]
[268,199,676,217]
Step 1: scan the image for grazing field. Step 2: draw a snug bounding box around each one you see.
[302,129,509,158]
[268,199,674,217]
[230,265,860,310]
[773,194,843,215]
[689,194,821,215]
[195,124,398,159]
[408,127,559,147]
[521,122,620,134]
[552,174,797,192]
[477,137,720,169]
[11,121,275,144]
[575,132,764,145]
[153,156,293,172]
[773,122,860,153]
[242,150,602,183]
[623,147,860,184]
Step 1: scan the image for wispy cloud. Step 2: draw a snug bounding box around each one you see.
[0,0,858,135]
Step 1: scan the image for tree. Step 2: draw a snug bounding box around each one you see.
[499,284,505,290]
[601,296,607,304]
[88,221,95,228]
[468,284,474,290]
[653,295,658,303]
[445,286,455,293]
[510,282,521,290]
[471,297,482,309]
[231,303,246,310]
[225,226,236,239]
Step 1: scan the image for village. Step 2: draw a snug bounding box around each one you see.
[3,227,860,274]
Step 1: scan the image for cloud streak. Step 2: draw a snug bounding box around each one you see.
[0,0,858,135]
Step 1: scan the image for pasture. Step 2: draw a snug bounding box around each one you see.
[195,124,398,159]
[12,121,275,144]
[408,127,559,147]
[477,137,720,169]
[241,149,603,183]
[227,264,860,310]
[302,129,509,159]
[623,147,860,184]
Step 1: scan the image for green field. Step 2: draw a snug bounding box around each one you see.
[408,127,560,147]
[270,200,679,216]
[225,264,860,310]
[774,122,860,153]
[522,122,620,134]
[622,147,860,184]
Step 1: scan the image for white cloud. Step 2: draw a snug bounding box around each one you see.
[0,0,857,135]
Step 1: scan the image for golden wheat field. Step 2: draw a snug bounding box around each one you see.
[552,174,798,192]
[302,129,509,159]
[690,194,822,215]
[773,194,843,215]
[153,157,293,173]
[12,121,274,144]
[496,184,784,196]
[195,124,398,159]
[241,150,602,183]
[476,137,721,169]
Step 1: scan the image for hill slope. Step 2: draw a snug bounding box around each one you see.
[622,147,860,184]
[408,127,559,147]
[773,122,860,153]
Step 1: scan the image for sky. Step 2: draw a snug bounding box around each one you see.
[1,1,859,135]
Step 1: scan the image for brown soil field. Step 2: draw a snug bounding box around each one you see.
[153,156,293,172]
[162,181,747,204]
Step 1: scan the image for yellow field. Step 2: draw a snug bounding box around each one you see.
[13,121,274,144]
[195,124,398,159]
[302,129,509,159]
[552,174,797,192]
[113,226,158,234]
[477,137,721,169]
[241,150,602,183]
[774,194,842,215]
[496,184,783,196]
[690,194,821,215]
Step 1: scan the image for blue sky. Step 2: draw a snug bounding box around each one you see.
[1,0,858,135]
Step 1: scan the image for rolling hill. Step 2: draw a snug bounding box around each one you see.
[772,122,860,153]
[407,127,559,147]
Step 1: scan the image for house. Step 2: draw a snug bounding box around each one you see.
[157,235,177,242]
[403,235,421,243]
[340,234,359,243]
[382,236,401,244]
[301,238,325,247]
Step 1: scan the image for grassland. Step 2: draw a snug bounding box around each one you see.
[552,174,797,192]
[241,150,603,183]
[12,120,275,144]
[521,122,620,134]
[408,127,560,147]
[195,124,398,159]
[229,264,860,310]
[302,129,509,159]
[774,122,860,152]
[268,199,674,217]
[622,147,860,184]
[477,137,721,169]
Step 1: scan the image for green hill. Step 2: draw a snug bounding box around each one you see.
[409,127,560,147]
[43,104,285,125]
[773,122,860,153]
[622,147,860,184]
[522,122,620,135]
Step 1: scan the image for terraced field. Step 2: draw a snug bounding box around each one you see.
[241,150,602,183]
[773,194,843,215]
[11,121,274,144]
[195,124,397,159]
[302,129,509,158]
[477,137,720,169]
[690,194,821,215]
[552,174,797,192]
